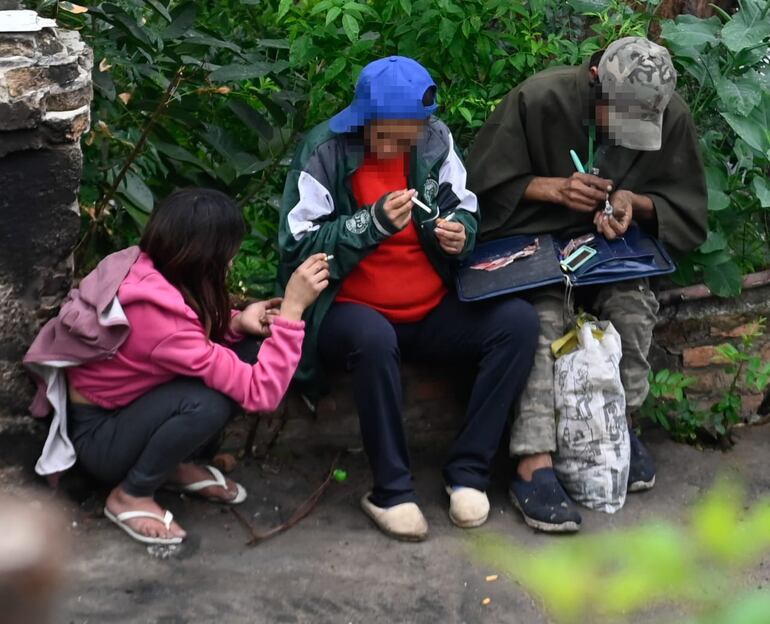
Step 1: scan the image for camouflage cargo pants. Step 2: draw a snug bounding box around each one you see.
[510,278,659,456]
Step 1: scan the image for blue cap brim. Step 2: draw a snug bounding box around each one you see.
[329,102,366,133]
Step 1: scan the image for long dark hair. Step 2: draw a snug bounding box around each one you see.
[140,188,246,343]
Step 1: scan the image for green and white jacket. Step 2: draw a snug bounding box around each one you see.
[278,117,479,396]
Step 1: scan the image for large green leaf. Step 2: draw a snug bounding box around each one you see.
[704,260,743,297]
[256,93,288,126]
[143,0,172,22]
[439,17,458,47]
[708,190,730,212]
[229,152,270,177]
[124,204,150,228]
[228,100,273,140]
[120,171,154,213]
[310,0,334,15]
[201,124,268,177]
[209,62,281,82]
[182,33,243,53]
[695,249,733,267]
[753,177,770,208]
[660,15,720,54]
[699,230,728,254]
[256,38,290,49]
[163,3,197,40]
[704,165,728,193]
[153,140,216,177]
[325,6,342,25]
[676,49,720,88]
[277,0,292,20]
[720,9,770,53]
[324,56,347,81]
[92,4,155,51]
[721,93,770,155]
[760,68,770,94]
[342,13,360,42]
[715,73,762,116]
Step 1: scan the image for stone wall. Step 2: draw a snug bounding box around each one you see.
[652,281,770,417]
[0,16,92,416]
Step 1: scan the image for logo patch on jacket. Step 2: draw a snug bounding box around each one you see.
[345,209,371,234]
[423,178,439,205]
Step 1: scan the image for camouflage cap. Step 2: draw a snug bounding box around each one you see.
[598,36,677,151]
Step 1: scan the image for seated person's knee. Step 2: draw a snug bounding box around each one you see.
[351,323,399,361]
[492,298,540,346]
[180,384,233,430]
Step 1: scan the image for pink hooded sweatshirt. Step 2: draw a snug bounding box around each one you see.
[67,252,304,412]
[25,248,304,480]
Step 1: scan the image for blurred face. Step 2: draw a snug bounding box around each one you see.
[364,119,426,159]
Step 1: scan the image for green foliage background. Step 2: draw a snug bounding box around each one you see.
[28,0,770,298]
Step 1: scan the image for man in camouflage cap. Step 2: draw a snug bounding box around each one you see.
[467,37,707,533]
[599,37,678,150]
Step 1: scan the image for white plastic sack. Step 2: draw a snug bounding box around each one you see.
[553,320,630,513]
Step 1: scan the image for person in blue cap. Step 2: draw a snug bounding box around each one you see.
[277,56,539,541]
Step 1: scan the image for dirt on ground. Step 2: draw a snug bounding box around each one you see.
[1,421,769,624]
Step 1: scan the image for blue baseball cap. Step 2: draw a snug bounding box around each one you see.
[329,56,438,133]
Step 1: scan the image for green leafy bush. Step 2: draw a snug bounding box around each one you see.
[273,0,577,148]
[30,0,299,295]
[27,0,770,300]
[272,0,661,146]
[660,0,770,297]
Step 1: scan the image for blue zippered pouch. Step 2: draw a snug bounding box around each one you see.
[456,225,674,302]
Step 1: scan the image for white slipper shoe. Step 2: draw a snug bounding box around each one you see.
[445,486,490,528]
[360,492,429,542]
[104,508,184,545]
[166,465,247,504]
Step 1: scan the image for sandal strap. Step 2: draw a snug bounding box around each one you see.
[180,465,228,492]
[114,509,174,530]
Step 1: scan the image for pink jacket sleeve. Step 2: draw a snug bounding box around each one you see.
[150,316,304,412]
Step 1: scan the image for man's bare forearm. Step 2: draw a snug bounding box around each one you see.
[523,177,561,203]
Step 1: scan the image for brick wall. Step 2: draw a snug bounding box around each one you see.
[651,282,770,417]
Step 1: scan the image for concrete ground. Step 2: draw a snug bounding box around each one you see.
[2,421,770,624]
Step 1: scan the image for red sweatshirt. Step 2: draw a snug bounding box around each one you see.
[336,153,447,322]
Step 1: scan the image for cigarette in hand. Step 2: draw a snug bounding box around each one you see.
[325,254,334,261]
[411,193,432,214]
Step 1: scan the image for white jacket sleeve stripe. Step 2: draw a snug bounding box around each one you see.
[439,132,478,214]
[287,171,335,241]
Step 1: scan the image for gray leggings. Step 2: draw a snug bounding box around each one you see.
[68,339,258,497]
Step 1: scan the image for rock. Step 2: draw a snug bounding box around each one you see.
[0,17,92,417]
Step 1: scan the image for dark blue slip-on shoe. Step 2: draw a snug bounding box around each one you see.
[628,428,656,492]
[509,467,581,533]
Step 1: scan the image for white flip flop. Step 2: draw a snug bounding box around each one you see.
[104,507,184,545]
[166,465,247,505]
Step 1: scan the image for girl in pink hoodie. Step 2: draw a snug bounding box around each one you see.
[66,188,329,546]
